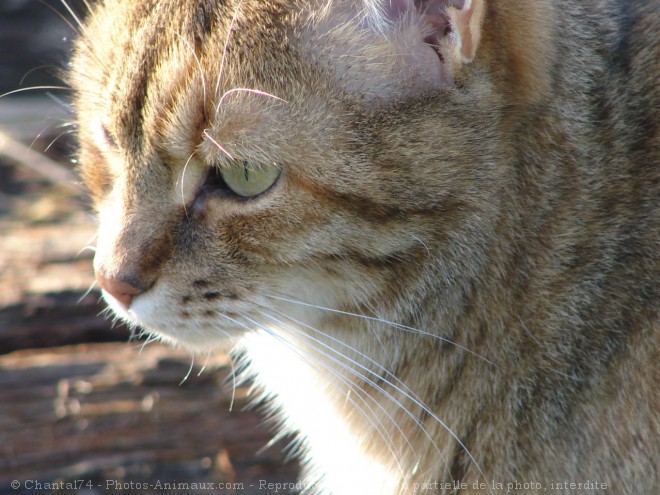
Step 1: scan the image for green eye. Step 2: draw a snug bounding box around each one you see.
[220,160,281,198]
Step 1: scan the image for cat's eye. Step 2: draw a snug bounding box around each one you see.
[219,160,281,198]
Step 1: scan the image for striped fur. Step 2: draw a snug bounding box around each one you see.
[70,1,659,494]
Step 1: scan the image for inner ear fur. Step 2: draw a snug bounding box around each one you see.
[374,0,485,89]
[312,0,558,104]
[376,0,484,63]
[305,0,486,100]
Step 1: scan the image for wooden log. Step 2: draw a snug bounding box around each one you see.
[0,344,299,493]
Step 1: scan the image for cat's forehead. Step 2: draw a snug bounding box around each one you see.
[76,1,310,151]
[73,0,461,173]
[77,0,471,142]
[94,0,301,87]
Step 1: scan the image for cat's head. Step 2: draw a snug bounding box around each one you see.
[71,0,551,351]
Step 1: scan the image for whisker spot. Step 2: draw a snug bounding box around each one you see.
[203,291,222,300]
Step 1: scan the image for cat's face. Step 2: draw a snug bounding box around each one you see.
[72,0,508,352]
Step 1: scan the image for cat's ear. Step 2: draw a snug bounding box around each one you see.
[311,0,484,100]
[448,0,485,63]
[372,0,484,63]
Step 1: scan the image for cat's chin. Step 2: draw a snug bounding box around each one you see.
[142,329,233,355]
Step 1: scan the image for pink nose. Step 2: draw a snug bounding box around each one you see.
[96,274,144,308]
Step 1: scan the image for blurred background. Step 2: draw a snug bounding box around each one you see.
[0,1,298,493]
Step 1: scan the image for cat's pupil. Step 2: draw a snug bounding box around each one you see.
[244,161,250,181]
[195,166,232,205]
[204,166,225,191]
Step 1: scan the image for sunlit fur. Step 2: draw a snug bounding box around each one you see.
[69,0,658,494]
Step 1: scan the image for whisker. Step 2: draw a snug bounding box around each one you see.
[249,313,416,475]
[76,245,96,257]
[138,334,159,353]
[19,65,61,88]
[202,129,234,160]
[251,310,422,461]
[77,280,98,305]
[45,129,75,152]
[225,352,239,412]
[28,123,56,154]
[57,0,86,32]
[85,231,99,246]
[46,92,74,114]
[178,150,197,219]
[196,352,211,377]
[409,233,431,256]
[38,0,82,38]
[264,292,497,367]
[259,303,424,414]
[218,312,407,473]
[259,295,491,488]
[162,27,208,108]
[0,86,72,100]
[216,87,287,114]
[519,318,581,382]
[214,0,244,97]
[255,307,461,483]
[0,127,83,193]
[78,0,93,15]
[179,355,196,385]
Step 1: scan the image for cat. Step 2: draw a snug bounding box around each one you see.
[69,0,659,493]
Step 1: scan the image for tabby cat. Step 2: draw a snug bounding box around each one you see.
[69,0,659,493]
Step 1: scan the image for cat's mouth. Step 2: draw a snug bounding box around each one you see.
[103,283,247,353]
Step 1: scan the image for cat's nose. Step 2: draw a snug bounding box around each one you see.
[96,273,144,308]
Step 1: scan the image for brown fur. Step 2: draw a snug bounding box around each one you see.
[70,0,659,493]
